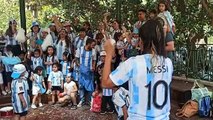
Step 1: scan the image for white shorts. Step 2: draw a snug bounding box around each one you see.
[32,85,41,95]
[0,73,3,84]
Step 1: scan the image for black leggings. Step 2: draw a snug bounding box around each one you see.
[101,96,115,111]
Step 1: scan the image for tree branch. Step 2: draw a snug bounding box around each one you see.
[201,0,213,17]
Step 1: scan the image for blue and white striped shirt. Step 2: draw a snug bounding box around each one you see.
[5,35,18,46]
[46,55,58,75]
[31,57,43,70]
[102,88,113,96]
[60,61,71,76]
[75,47,96,70]
[112,87,130,120]
[110,54,173,120]
[48,71,63,86]
[11,79,30,113]
[32,74,44,86]
[55,40,70,60]
[72,61,79,81]
[3,52,14,72]
[74,36,88,50]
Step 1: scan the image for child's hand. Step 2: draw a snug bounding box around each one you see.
[58,93,64,97]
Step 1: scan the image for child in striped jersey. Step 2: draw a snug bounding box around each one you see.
[48,63,64,105]
[31,48,43,70]
[44,46,59,94]
[99,64,115,115]
[11,64,30,120]
[112,87,130,120]
[60,51,71,81]
[3,45,14,94]
[30,66,46,109]
[71,58,79,82]
[0,55,6,95]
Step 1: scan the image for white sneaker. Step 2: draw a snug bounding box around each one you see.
[31,104,37,109]
[2,91,7,96]
[77,101,83,108]
[39,103,43,107]
[46,89,52,94]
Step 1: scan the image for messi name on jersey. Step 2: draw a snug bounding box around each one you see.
[147,65,168,74]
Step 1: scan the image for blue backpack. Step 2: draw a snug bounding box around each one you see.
[198,96,212,117]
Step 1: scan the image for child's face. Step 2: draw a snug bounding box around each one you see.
[100,56,105,62]
[66,76,71,83]
[149,13,156,19]
[47,48,54,56]
[138,11,146,21]
[98,67,103,75]
[34,51,40,58]
[38,69,43,75]
[52,65,58,72]
[63,55,68,61]
[159,3,166,12]
[32,26,39,33]
[19,54,25,61]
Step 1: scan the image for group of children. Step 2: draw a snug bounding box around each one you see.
[0,1,175,120]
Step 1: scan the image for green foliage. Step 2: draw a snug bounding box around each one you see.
[0,0,213,44]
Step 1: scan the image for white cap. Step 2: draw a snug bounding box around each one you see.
[11,64,26,79]
[41,28,50,33]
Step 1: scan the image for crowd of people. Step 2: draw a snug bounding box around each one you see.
[0,1,175,120]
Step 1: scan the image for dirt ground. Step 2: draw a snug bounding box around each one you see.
[26,104,117,120]
[0,104,117,120]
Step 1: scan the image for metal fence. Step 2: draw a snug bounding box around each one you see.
[173,45,213,82]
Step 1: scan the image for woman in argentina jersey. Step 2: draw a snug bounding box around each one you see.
[102,19,173,120]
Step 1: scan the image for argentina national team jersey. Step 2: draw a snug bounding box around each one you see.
[33,74,44,86]
[5,35,18,45]
[109,54,173,120]
[11,79,30,113]
[112,87,130,120]
[3,52,14,72]
[31,57,43,70]
[48,71,63,86]
[74,36,88,50]
[102,88,113,96]
[72,62,79,81]
[75,47,96,70]
[55,40,68,60]
[46,56,58,74]
[60,61,71,76]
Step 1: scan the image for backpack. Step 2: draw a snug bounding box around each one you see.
[198,96,212,117]
[176,100,198,118]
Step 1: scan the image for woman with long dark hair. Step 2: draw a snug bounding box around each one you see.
[55,28,71,61]
[5,19,22,56]
[102,19,173,120]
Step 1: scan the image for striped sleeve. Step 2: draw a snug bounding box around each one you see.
[109,58,134,86]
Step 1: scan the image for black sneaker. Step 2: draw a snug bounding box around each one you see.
[71,105,77,110]
[107,110,114,114]
[100,110,106,115]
